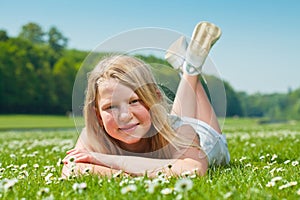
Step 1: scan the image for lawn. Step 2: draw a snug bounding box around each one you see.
[0,115,76,130]
[0,116,299,199]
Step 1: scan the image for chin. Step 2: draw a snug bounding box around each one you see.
[123,138,141,144]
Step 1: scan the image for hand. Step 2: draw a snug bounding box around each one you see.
[63,148,104,166]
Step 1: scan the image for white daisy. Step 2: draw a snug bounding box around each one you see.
[37,187,50,196]
[120,184,137,194]
[174,178,193,193]
[72,182,87,193]
[161,188,173,195]
[271,154,278,161]
[284,160,291,164]
[271,176,282,182]
[292,161,299,166]
[146,181,159,194]
[279,181,297,190]
[266,181,275,187]
[2,178,18,191]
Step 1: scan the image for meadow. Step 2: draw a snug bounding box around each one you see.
[0,116,299,199]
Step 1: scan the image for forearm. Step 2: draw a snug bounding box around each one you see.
[64,144,208,177]
[98,154,207,177]
[61,162,123,178]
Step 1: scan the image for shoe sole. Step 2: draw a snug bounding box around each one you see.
[184,22,222,73]
[190,21,222,51]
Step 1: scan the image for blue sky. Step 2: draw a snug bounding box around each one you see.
[1,0,300,94]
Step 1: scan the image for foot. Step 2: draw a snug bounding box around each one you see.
[165,36,187,72]
[184,22,222,76]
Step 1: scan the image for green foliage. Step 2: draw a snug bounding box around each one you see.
[237,90,300,120]
[0,24,87,114]
[18,22,45,44]
[0,30,9,41]
[53,57,78,113]
[223,81,244,117]
[48,26,68,52]
[284,88,300,120]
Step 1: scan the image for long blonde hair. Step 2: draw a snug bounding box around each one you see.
[83,54,192,158]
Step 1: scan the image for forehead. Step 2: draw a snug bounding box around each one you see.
[98,79,136,101]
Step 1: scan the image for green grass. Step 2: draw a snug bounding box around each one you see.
[0,116,299,199]
[0,115,76,130]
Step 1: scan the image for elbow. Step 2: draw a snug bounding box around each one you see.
[179,158,208,177]
[193,164,208,176]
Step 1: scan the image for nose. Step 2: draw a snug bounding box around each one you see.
[118,105,132,122]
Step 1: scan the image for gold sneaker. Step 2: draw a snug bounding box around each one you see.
[184,22,222,75]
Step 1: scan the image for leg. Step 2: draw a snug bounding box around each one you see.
[171,74,198,118]
[167,22,222,133]
[195,79,221,134]
[171,73,221,134]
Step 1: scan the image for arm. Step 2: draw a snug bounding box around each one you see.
[61,162,124,178]
[61,129,125,178]
[65,146,207,178]
[64,125,208,177]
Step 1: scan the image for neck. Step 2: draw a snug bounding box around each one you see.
[118,138,150,153]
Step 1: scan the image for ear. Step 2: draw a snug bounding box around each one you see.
[156,89,163,100]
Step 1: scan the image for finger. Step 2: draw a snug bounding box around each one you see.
[66,148,77,154]
[63,154,78,164]
[74,154,90,163]
[67,149,83,156]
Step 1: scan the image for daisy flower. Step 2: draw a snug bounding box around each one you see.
[174,178,193,193]
[279,181,297,190]
[292,161,299,166]
[161,188,173,195]
[121,184,137,194]
[72,182,87,193]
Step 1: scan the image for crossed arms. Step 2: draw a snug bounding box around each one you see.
[62,125,208,178]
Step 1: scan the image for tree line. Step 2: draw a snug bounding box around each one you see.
[0,22,299,120]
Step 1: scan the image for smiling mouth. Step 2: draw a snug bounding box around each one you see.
[119,123,139,132]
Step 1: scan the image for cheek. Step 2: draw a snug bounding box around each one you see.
[136,106,152,125]
[100,113,117,132]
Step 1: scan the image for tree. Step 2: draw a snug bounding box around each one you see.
[285,88,300,120]
[18,22,45,44]
[47,26,68,52]
[0,38,38,113]
[223,81,244,117]
[53,57,77,113]
[0,30,9,41]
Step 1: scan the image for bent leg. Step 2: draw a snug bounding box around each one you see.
[171,73,221,134]
[171,74,198,118]
[195,80,221,134]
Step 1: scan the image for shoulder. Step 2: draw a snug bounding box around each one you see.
[75,128,90,149]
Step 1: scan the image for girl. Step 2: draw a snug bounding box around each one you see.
[62,22,230,178]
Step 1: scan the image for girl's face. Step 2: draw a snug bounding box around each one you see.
[97,79,152,150]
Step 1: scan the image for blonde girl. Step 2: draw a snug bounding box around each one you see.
[62,22,230,177]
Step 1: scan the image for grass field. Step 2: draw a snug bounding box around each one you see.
[0,115,76,130]
[0,116,299,199]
